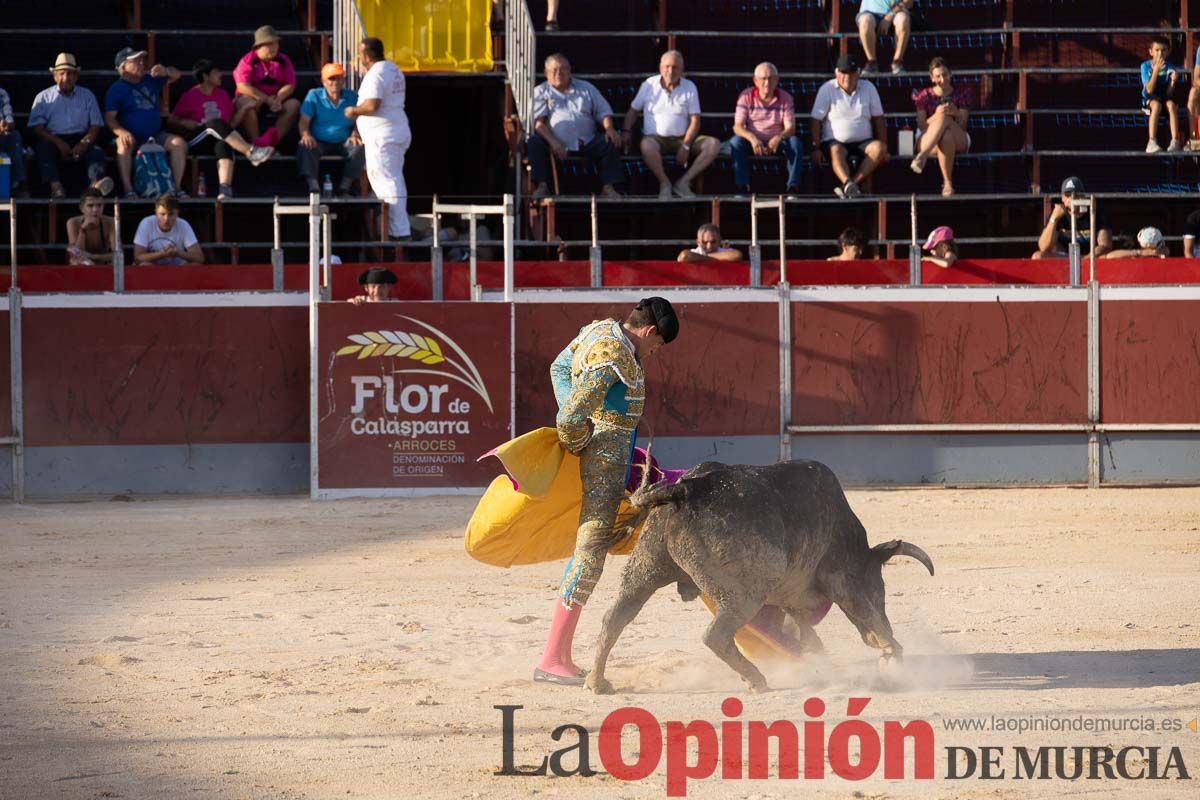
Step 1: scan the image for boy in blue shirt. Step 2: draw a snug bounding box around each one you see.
[1141,36,1183,153]
[297,62,364,196]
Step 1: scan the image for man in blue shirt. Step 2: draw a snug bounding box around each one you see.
[297,62,364,196]
[28,53,111,198]
[104,47,187,197]
[1140,36,1183,153]
[857,0,914,75]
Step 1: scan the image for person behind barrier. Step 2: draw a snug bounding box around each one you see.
[920,224,959,268]
[677,223,743,262]
[828,226,867,260]
[28,53,111,199]
[1141,36,1183,153]
[349,267,398,304]
[527,54,623,200]
[623,50,720,200]
[133,193,203,265]
[345,37,412,242]
[910,57,972,197]
[857,0,914,75]
[1031,176,1112,259]
[1183,209,1200,257]
[730,62,802,196]
[105,47,187,198]
[66,187,116,265]
[535,296,679,686]
[298,63,364,197]
[810,54,889,201]
[233,26,300,148]
[1101,226,1168,259]
[169,59,275,200]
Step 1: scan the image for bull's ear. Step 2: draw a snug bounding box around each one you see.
[872,539,935,576]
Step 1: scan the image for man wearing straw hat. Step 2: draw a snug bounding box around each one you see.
[28,53,112,198]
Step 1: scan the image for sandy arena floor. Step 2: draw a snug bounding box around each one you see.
[1,488,1198,799]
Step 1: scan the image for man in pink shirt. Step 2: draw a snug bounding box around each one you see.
[730,62,802,195]
[232,25,300,147]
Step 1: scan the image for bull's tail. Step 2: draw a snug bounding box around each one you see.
[871,539,935,576]
[628,478,688,510]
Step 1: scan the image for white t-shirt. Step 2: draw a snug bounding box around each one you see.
[133,215,198,265]
[810,78,883,143]
[630,76,701,137]
[356,60,410,143]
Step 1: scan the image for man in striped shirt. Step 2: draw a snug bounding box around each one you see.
[730,62,802,195]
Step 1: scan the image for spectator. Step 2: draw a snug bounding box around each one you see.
[65,187,116,264]
[105,48,186,198]
[298,62,364,197]
[810,54,889,200]
[527,54,622,200]
[827,227,867,260]
[0,85,28,197]
[1032,176,1112,259]
[622,50,719,199]
[350,267,398,304]
[169,60,274,200]
[677,223,743,262]
[730,62,802,195]
[345,37,412,241]
[857,0,914,75]
[28,53,110,199]
[233,26,301,147]
[133,193,203,265]
[1102,227,1168,259]
[910,57,971,196]
[921,225,959,268]
[1183,209,1200,256]
[1188,46,1200,145]
[1141,36,1183,153]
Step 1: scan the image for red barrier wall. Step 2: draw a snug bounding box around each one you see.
[21,307,309,447]
[12,258,1200,299]
[791,300,1088,424]
[513,301,781,437]
[1102,300,1200,424]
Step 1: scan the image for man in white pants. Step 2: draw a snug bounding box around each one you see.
[345,37,411,241]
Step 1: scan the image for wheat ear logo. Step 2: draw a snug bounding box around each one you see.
[335,315,494,412]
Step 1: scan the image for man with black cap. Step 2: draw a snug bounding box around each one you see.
[534,297,679,685]
[349,267,399,304]
[1032,176,1112,259]
[810,53,889,200]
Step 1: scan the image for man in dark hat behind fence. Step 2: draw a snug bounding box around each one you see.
[350,266,398,304]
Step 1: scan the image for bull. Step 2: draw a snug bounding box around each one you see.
[586,459,935,694]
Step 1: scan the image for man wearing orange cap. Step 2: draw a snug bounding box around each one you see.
[297,63,364,197]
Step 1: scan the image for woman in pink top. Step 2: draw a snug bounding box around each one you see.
[232,25,300,147]
[910,57,972,196]
[169,59,274,199]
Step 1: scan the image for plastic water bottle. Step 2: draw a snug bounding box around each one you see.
[197,174,207,197]
[322,174,333,199]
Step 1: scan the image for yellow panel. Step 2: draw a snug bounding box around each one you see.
[358,0,494,73]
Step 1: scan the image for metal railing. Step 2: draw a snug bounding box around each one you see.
[333,0,366,90]
[505,0,538,207]
[1,289,22,502]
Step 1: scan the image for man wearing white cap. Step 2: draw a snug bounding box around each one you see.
[104,47,187,197]
[28,53,111,198]
[1101,227,1168,259]
[345,37,412,241]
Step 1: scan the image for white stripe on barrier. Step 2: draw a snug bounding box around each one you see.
[1100,286,1200,301]
[481,287,781,303]
[315,487,487,500]
[21,292,310,309]
[790,287,1090,303]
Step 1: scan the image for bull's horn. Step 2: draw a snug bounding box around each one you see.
[873,539,935,576]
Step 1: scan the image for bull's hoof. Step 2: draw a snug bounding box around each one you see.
[878,652,903,673]
[587,675,616,695]
[747,679,771,694]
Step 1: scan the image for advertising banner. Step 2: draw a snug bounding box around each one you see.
[316,302,512,495]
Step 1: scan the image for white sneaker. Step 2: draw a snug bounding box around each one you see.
[248,145,274,166]
[672,180,696,199]
[1167,139,1182,153]
[657,183,673,200]
[1146,139,1163,153]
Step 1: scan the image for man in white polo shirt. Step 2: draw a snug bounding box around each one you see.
[810,53,889,199]
[621,50,719,199]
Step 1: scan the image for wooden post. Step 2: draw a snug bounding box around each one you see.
[878,199,890,260]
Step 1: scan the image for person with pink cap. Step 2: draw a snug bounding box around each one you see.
[921,225,958,268]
